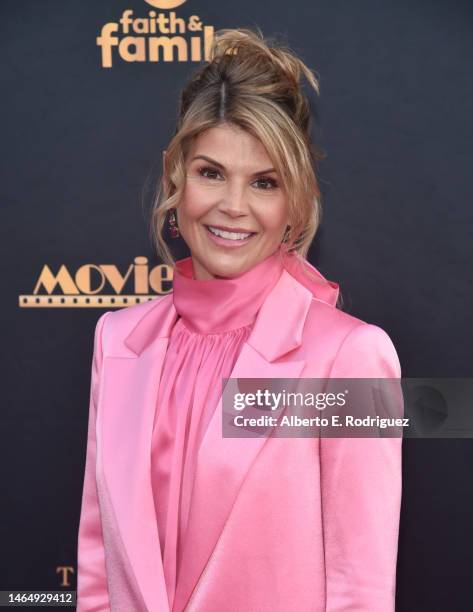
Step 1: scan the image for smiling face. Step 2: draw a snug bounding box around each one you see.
[173,123,290,280]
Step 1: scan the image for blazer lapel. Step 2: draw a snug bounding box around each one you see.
[100,297,178,612]
[100,256,338,612]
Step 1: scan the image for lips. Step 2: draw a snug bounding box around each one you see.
[204,224,257,248]
[205,224,256,237]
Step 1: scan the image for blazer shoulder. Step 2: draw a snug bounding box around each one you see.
[303,298,401,377]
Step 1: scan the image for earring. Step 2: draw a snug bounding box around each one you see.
[168,209,180,238]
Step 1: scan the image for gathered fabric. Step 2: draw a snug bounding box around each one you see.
[150,247,285,610]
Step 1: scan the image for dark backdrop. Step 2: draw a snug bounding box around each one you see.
[1,1,472,610]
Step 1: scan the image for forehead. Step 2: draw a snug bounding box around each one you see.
[188,124,273,168]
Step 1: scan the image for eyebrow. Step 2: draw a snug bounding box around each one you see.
[190,154,276,176]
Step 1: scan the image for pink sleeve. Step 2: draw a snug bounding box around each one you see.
[320,323,403,611]
[77,312,112,612]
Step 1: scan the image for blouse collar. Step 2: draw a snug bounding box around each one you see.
[172,248,285,334]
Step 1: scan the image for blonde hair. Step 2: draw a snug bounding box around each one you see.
[150,26,326,275]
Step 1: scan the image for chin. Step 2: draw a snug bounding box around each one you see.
[211,262,245,279]
[210,256,249,279]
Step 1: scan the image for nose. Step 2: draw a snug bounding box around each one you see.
[217,179,250,217]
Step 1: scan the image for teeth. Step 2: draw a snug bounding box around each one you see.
[207,226,253,240]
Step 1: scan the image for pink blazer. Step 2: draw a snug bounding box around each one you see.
[77,255,402,612]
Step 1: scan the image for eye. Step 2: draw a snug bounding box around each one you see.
[196,166,279,190]
[253,176,279,190]
[198,166,223,180]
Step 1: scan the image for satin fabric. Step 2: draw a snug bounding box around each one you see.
[77,246,402,611]
[150,248,284,610]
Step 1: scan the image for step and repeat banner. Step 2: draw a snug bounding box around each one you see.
[2,0,472,610]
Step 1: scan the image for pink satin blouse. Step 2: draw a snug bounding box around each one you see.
[150,248,285,610]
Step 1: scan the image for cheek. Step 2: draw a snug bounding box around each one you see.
[180,183,215,220]
[257,199,289,233]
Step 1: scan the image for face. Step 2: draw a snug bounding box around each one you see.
[169,123,290,280]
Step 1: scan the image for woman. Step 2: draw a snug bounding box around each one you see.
[77,28,402,612]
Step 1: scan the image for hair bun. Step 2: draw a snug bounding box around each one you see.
[209,27,320,96]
